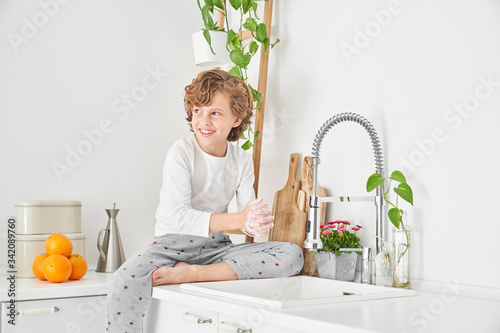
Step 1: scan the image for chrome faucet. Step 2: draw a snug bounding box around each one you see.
[303,113,384,254]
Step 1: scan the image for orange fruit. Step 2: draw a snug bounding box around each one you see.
[43,254,72,283]
[68,254,87,280]
[32,253,49,280]
[45,233,73,257]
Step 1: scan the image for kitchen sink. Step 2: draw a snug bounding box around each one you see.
[180,275,417,309]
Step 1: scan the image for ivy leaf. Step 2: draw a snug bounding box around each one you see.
[228,66,242,79]
[248,41,258,56]
[245,52,251,66]
[253,90,261,102]
[228,0,241,10]
[230,49,251,67]
[213,0,224,10]
[394,183,414,206]
[271,38,280,48]
[366,173,384,192]
[252,2,260,20]
[254,130,260,141]
[242,0,251,13]
[388,208,403,229]
[249,84,262,109]
[202,29,215,55]
[390,170,406,183]
[243,18,258,32]
[251,2,259,19]
[256,23,267,42]
[262,37,270,57]
[230,35,242,50]
[241,140,252,150]
[229,49,245,67]
[254,91,262,109]
[227,29,236,45]
[205,0,214,6]
[249,84,257,95]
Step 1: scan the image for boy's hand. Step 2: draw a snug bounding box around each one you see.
[242,198,274,238]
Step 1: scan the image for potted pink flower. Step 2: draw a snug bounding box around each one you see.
[313,220,363,281]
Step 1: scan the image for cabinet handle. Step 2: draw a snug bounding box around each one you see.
[16,306,59,316]
[216,321,253,333]
[180,312,213,324]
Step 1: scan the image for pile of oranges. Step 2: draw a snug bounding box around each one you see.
[32,233,87,283]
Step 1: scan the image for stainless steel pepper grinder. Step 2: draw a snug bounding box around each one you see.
[96,203,126,272]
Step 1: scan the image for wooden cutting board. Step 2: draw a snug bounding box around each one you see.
[298,156,328,276]
[269,153,307,249]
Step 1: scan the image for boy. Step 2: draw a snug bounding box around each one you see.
[106,69,303,332]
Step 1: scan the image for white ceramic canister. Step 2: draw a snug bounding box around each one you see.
[15,200,82,234]
[15,233,86,278]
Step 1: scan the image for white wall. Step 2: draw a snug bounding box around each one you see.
[259,0,500,295]
[0,0,202,265]
[1,0,499,298]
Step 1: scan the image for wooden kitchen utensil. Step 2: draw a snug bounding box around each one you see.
[298,156,328,276]
[269,153,307,249]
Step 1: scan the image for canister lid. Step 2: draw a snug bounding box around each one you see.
[16,233,86,241]
[15,200,82,207]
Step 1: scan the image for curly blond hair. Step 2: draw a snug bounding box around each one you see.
[184,69,253,142]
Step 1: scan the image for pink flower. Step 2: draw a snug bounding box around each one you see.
[352,227,360,231]
[327,221,336,225]
[356,225,363,229]
[323,229,331,236]
[343,221,351,225]
[337,231,343,237]
[320,224,326,229]
[328,224,336,229]
[338,223,344,229]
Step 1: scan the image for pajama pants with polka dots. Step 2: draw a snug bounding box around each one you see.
[106,232,304,332]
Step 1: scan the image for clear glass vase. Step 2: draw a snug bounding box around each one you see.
[392,226,411,288]
[375,241,392,286]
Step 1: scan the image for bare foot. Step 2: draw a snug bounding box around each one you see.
[151,262,238,286]
[151,262,194,286]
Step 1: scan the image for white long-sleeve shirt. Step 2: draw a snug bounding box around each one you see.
[154,135,256,237]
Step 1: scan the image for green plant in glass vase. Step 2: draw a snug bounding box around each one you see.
[366,170,414,288]
[196,0,279,150]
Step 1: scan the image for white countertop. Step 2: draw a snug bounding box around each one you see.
[0,268,112,302]
[152,282,500,333]
[2,268,499,332]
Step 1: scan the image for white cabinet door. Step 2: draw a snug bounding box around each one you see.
[144,298,218,333]
[1,296,106,333]
[217,312,307,333]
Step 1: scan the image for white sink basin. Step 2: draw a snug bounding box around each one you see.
[180,276,417,309]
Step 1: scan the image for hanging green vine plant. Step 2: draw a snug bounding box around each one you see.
[196,0,279,150]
